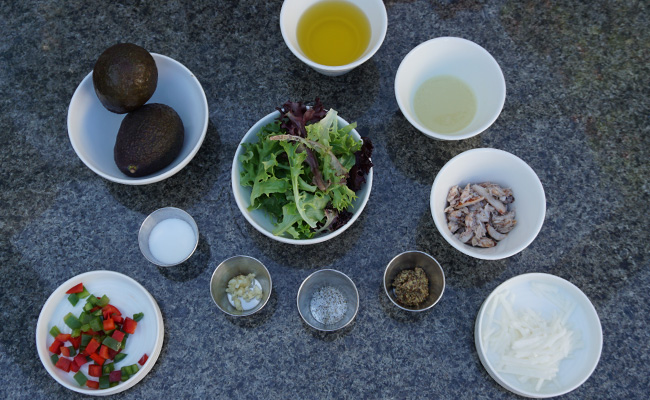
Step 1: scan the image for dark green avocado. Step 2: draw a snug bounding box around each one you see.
[93,43,158,114]
[114,103,184,177]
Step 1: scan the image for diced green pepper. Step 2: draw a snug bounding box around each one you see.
[113,353,127,363]
[50,354,59,364]
[49,326,61,338]
[80,324,90,332]
[102,336,121,351]
[79,311,91,325]
[86,296,98,305]
[103,363,115,374]
[63,312,82,329]
[96,295,110,307]
[83,302,94,312]
[71,329,81,338]
[110,382,119,387]
[129,364,139,375]
[67,346,77,356]
[120,373,129,382]
[120,333,128,349]
[120,366,129,377]
[92,309,103,317]
[133,312,144,322]
[99,375,110,389]
[78,287,91,298]
[68,293,79,306]
[89,317,103,332]
[73,371,88,386]
[81,334,93,347]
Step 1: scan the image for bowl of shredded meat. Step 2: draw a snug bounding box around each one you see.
[430,148,546,260]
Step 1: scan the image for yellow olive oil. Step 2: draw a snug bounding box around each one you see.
[413,75,477,134]
[297,0,371,66]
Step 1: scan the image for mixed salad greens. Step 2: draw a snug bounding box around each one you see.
[240,99,373,239]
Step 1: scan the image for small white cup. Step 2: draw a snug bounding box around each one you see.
[280,0,387,76]
[395,37,506,140]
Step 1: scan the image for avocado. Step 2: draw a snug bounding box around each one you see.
[93,43,158,114]
[114,103,184,177]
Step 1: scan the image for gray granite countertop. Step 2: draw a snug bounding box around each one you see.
[2,0,649,398]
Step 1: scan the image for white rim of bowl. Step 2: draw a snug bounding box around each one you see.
[394,36,506,141]
[231,110,373,245]
[67,53,209,185]
[430,148,546,260]
[279,1,388,73]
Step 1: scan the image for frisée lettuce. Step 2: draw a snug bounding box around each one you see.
[239,100,372,239]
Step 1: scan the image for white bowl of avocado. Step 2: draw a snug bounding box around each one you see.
[68,46,208,185]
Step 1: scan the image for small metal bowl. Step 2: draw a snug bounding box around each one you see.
[138,207,199,267]
[210,255,272,317]
[383,251,445,312]
[297,269,359,332]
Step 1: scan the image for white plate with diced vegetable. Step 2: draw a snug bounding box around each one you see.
[474,273,602,398]
[36,270,164,395]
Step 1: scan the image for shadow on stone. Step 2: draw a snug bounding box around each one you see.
[156,233,211,282]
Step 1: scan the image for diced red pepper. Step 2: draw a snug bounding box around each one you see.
[138,353,148,366]
[102,304,122,318]
[69,335,81,350]
[73,353,87,368]
[112,315,124,324]
[86,380,99,389]
[107,348,120,359]
[48,340,64,355]
[109,370,122,383]
[70,361,80,373]
[123,317,137,334]
[102,318,115,332]
[89,306,101,313]
[60,346,71,357]
[55,357,71,372]
[88,353,105,366]
[84,329,100,336]
[85,338,100,355]
[98,345,110,360]
[55,333,71,343]
[66,283,84,294]
[111,330,125,343]
[88,365,102,377]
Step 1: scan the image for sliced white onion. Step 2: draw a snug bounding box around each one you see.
[482,287,579,392]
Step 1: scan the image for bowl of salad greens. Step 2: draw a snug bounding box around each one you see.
[231,100,373,245]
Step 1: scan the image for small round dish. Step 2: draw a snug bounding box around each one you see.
[383,250,445,312]
[210,255,272,317]
[280,0,388,76]
[138,207,199,267]
[297,269,359,332]
[68,53,208,185]
[395,37,505,140]
[36,270,164,396]
[431,148,546,260]
[231,110,373,245]
[475,273,602,398]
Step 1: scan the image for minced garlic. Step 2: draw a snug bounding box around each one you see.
[226,273,262,311]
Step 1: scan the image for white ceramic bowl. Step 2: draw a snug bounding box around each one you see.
[475,273,603,398]
[431,148,545,260]
[36,270,164,396]
[395,37,506,140]
[231,110,373,245]
[68,53,209,185]
[280,0,388,76]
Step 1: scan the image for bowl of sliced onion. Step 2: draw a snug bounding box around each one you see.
[475,273,603,398]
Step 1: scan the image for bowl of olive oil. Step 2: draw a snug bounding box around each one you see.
[280,0,387,76]
[395,37,506,140]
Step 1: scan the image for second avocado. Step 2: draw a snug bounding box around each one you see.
[114,103,184,177]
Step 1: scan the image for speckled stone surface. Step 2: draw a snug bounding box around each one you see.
[1,0,649,398]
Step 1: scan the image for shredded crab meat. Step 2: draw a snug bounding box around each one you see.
[444,182,516,247]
